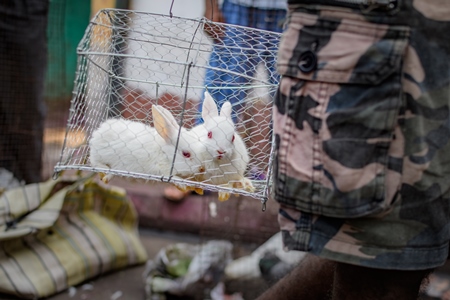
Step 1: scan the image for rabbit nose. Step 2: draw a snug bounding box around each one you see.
[217,150,226,155]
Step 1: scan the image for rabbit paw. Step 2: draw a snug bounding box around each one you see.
[99,172,113,184]
[229,178,255,193]
[243,178,255,193]
[230,181,244,189]
[193,187,204,195]
[174,184,189,193]
[218,191,231,202]
[229,181,243,197]
[174,184,203,195]
[183,185,204,195]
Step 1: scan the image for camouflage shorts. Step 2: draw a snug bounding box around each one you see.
[273,1,450,270]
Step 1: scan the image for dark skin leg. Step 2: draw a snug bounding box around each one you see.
[256,254,335,300]
[332,263,433,300]
[256,254,433,300]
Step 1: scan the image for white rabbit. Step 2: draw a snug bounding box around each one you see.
[89,105,205,193]
[190,91,255,201]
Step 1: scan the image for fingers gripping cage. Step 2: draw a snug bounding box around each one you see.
[54,9,281,207]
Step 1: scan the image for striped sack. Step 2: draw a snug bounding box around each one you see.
[0,176,148,299]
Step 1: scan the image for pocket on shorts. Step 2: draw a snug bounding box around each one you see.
[273,11,410,218]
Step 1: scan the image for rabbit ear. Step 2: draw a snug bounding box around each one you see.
[220,101,232,119]
[202,91,219,121]
[152,105,178,142]
[157,105,179,128]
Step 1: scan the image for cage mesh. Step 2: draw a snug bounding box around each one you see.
[54,9,281,203]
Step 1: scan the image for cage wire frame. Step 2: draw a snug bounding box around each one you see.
[53,8,282,208]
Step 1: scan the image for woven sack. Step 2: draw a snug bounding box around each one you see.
[0,176,148,299]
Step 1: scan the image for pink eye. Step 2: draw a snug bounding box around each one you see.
[208,131,212,139]
[182,151,191,158]
[232,135,235,143]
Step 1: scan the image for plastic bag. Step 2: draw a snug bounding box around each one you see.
[143,240,233,300]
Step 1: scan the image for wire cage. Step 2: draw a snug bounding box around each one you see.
[54,8,281,205]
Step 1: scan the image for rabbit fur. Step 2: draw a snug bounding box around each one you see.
[89,105,205,193]
[190,91,254,201]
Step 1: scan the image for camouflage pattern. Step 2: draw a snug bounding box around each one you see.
[273,0,450,270]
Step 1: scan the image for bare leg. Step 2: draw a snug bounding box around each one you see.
[257,253,433,300]
[332,262,433,300]
[256,254,335,300]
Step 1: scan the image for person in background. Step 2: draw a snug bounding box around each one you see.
[163,0,286,202]
[0,0,49,187]
[200,0,286,122]
[257,0,450,299]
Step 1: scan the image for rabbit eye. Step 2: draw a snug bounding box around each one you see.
[182,151,191,158]
[232,135,235,143]
[208,131,212,139]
